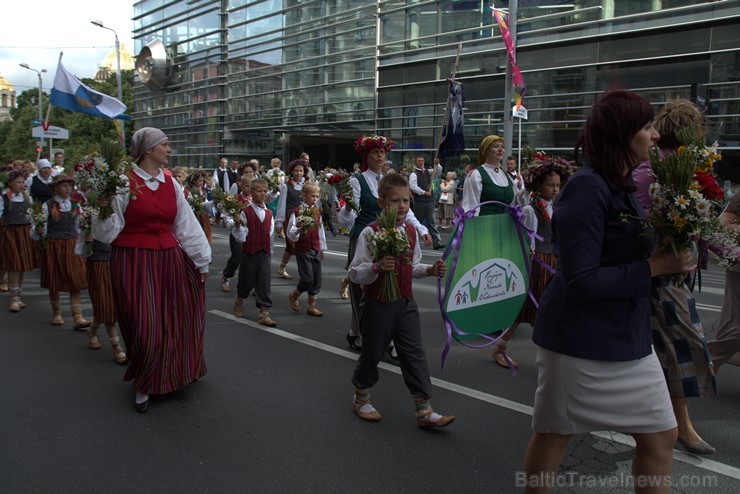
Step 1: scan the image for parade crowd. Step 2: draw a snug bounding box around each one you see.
[2,90,739,493]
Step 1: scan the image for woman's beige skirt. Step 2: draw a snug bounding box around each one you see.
[532,347,676,435]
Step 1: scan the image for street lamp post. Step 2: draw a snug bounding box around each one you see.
[91,20,126,152]
[19,63,47,160]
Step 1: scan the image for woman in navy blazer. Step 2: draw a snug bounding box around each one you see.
[522,90,695,493]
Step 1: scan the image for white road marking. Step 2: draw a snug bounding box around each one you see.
[210,309,740,480]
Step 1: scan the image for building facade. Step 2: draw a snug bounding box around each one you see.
[131,0,740,178]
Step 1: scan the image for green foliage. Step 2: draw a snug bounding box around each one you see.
[0,69,134,164]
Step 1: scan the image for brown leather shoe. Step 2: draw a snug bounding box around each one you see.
[417,411,455,428]
[258,310,277,327]
[307,306,323,317]
[288,291,300,312]
[233,297,245,318]
[353,399,381,421]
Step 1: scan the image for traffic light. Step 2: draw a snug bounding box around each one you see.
[36,146,41,153]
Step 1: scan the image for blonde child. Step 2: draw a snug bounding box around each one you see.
[349,173,454,427]
[32,174,91,328]
[0,168,35,312]
[286,182,326,316]
[232,178,277,327]
[171,166,187,186]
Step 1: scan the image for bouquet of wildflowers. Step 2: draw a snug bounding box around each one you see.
[328,170,356,212]
[295,204,319,231]
[78,205,97,257]
[74,152,134,220]
[365,207,412,302]
[26,200,48,250]
[318,173,335,203]
[625,128,738,273]
[186,188,206,215]
[645,145,713,253]
[211,186,249,219]
[263,170,285,193]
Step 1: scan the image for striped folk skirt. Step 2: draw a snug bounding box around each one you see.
[197,211,213,244]
[651,279,717,398]
[0,224,36,272]
[110,245,207,395]
[40,237,88,292]
[517,252,556,325]
[87,260,116,324]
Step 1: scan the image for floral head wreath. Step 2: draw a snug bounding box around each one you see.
[522,152,575,193]
[186,169,209,187]
[287,159,309,176]
[354,135,394,170]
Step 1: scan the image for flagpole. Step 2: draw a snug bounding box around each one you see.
[432,42,463,190]
[43,52,63,133]
[502,0,518,160]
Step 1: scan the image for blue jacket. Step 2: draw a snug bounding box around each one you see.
[532,165,655,361]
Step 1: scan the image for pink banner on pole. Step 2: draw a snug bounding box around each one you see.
[494,9,526,106]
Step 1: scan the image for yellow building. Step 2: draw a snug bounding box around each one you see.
[94,44,135,81]
[0,74,16,122]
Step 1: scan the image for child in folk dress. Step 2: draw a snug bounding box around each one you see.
[286,182,327,316]
[349,173,454,427]
[491,157,573,368]
[185,170,213,244]
[75,230,127,364]
[274,159,307,279]
[221,163,254,292]
[0,168,35,312]
[232,178,277,327]
[31,174,91,328]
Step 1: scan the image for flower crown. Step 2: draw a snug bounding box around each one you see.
[354,135,394,155]
[522,153,575,192]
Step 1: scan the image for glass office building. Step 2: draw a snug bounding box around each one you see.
[132,0,739,178]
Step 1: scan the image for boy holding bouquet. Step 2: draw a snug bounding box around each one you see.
[232,178,277,327]
[348,173,454,428]
[286,182,326,316]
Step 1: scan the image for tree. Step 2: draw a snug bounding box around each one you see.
[0,69,135,166]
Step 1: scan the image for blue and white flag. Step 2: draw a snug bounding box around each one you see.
[50,60,130,120]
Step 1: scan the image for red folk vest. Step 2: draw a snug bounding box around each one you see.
[112,172,179,250]
[292,205,322,253]
[241,204,272,254]
[363,222,416,302]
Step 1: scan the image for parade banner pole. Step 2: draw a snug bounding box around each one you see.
[432,42,463,189]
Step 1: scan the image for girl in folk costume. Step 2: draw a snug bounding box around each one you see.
[0,168,35,312]
[491,156,574,369]
[221,163,254,293]
[92,127,211,413]
[274,159,308,279]
[75,226,128,364]
[184,169,213,244]
[31,174,91,328]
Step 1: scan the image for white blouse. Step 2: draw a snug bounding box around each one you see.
[461,163,515,215]
[348,224,429,285]
[91,166,212,273]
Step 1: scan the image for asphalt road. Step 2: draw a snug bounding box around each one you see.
[1,225,738,493]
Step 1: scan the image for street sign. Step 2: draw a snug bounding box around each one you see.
[512,105,528,119]
[32,126,69,139]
